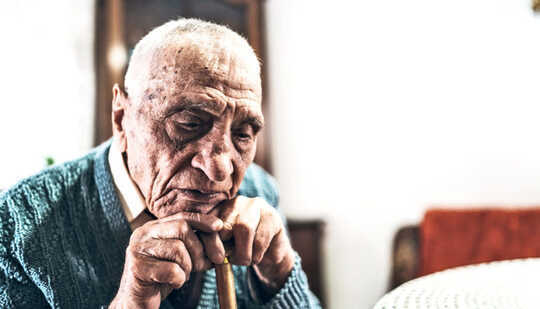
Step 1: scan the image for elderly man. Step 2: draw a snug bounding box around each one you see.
[0,19,320,308]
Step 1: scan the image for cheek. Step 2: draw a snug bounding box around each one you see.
[125,116,186,189]
[242,140,257,163]
[232,143,257,181]
[125,129,161,191]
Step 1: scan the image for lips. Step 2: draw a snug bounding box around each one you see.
[177,188,227,203]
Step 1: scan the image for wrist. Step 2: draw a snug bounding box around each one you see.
[252,249,296,293]
[109,295,138,309]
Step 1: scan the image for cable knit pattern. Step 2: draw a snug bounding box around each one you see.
[0,141,320,309]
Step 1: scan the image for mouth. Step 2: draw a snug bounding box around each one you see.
[176,188,228,204]
[153,186,231,217]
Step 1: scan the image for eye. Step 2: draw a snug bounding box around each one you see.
[170,111,207,133]
[233,125,255,143]
[178,121,201,131]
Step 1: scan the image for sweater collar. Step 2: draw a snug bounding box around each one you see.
[93,139,132,252]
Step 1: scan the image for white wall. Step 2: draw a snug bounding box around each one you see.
[0,1,95,189]
[265,0,540,308]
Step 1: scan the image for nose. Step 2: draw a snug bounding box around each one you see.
[191,134,234,182]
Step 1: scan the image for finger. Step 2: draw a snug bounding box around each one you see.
[218,198,243,241]
[219,221,235,242]
[252,212,281,265]
[231,200,261,265]
[136,220,208,271]
[258,229,290,267]
[132,255,186,289]
[137,219,194,242]
[199,232,226,264]
[158,212,223,232]
[134,239,193,277]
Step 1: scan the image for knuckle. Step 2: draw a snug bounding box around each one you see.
[170,265,186,285]
[129,228,144,243]
[234,251,252,265]
[189,259,204,272]
[235,222,253,236]
[238,257,251,266]
[140,242,160,257]
[253,238,266,251]
[262,247,281,265]
[209,251,225,264]
[193,259,207,271]
[178,250,192,273]
[177,220,190,236]
[127,258,144,278]
[191,242,204,258]
[233,257,249,266]
[127,243,143,259]
[160,246,176,261]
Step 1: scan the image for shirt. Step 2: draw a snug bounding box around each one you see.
[108,139,152,230]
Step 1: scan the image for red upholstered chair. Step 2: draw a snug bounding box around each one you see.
[389,207,540,290]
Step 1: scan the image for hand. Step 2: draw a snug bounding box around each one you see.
[109,212,223,309]
[217,196,296,294]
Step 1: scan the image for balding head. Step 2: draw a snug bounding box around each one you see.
[124,18,261,104]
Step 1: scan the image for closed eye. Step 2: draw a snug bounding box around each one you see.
[233,125,255,143]
[178,121,201,130]
[169,110,209,133]
[235,133,251,140]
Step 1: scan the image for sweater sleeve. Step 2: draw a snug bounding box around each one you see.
[246,254,322,309]
[0,193,48,308]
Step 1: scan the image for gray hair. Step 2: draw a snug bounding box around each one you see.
[124,18,259,101]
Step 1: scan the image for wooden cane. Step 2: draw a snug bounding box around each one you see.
[215,256,237,309]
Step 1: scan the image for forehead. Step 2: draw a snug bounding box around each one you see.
[165,84,263,122]
[147,36,260,88]
[140,41,262,118]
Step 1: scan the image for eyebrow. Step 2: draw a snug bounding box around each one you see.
[238,116,265,132]
[180,100,225,117]
[166,99,264,129]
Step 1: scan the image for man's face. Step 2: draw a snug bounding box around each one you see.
[117,40,263,219]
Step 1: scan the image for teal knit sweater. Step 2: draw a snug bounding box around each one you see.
[0,142,320,308]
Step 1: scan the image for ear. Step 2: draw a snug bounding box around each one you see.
[111,83,128,153]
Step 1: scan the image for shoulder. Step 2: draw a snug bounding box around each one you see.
[0,149,99,250]
[238,164,280,209]
[1,150,96,209]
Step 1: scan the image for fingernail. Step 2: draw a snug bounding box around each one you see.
[213,219,224,230]
[223,221,233,230]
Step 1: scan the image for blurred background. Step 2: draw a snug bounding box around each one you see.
[2,0,540,308]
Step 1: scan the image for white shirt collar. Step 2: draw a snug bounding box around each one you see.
[108,139,147,227]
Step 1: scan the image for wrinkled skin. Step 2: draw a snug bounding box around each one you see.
[109,36,295,309]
